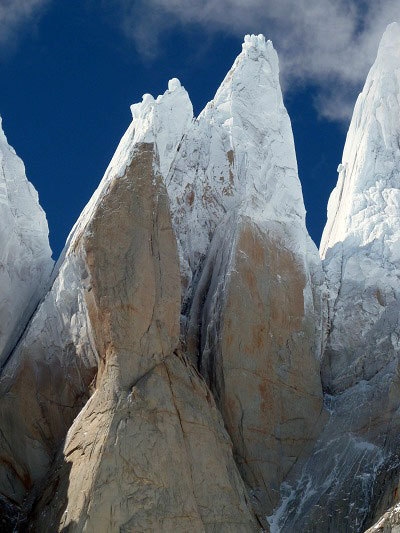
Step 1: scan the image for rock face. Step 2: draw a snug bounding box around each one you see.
[0,119,53,368]
[188,214,325,526]
[29,144,255,532]
[366,503,400,532]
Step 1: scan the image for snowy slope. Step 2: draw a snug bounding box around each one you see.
[320,22,400,393]
[0,119,53,367]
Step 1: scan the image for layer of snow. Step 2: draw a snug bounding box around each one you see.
[0,118,53,366]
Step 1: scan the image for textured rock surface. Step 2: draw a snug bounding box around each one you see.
[29,144,256,532]
[366,503,400,532]
[188,214,325,527]
[0,118,53,367]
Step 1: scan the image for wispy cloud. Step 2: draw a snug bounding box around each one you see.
[115,0,400,122]
[1,0,398,122]
[0,0,50,49]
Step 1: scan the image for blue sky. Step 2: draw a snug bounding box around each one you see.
[0,1,399,258]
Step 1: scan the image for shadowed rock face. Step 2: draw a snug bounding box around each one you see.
[366,502,400,533]
[188,214,325,527]
[19,144,256,531]
[31,355,256,532]
[0,254,97,515]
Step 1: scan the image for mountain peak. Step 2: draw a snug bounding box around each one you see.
[235,33,278,77]
[378,22,400,53]
[242,33,274,59]
[320,21,400,257]
[0,118,53,367]
[127,80,193,176]
[373,21,400,74]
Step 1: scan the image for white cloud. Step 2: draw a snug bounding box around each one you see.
[1,0,398,122]
[115,0,400,122]
[0,0,50,48]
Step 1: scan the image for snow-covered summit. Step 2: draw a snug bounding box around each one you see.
[377,22,400,63]
[129,78,193,177]
[241,33,273,57]
[65,79,193,254]
[320,22,400,258]
[167,34,311,286]
[0,117,53,366]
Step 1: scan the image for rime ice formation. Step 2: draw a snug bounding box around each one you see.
[0,119,53,368]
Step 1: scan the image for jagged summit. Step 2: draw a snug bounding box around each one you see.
[239,34,277,67]
[167,33,311,287]
[242,33,272,54]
